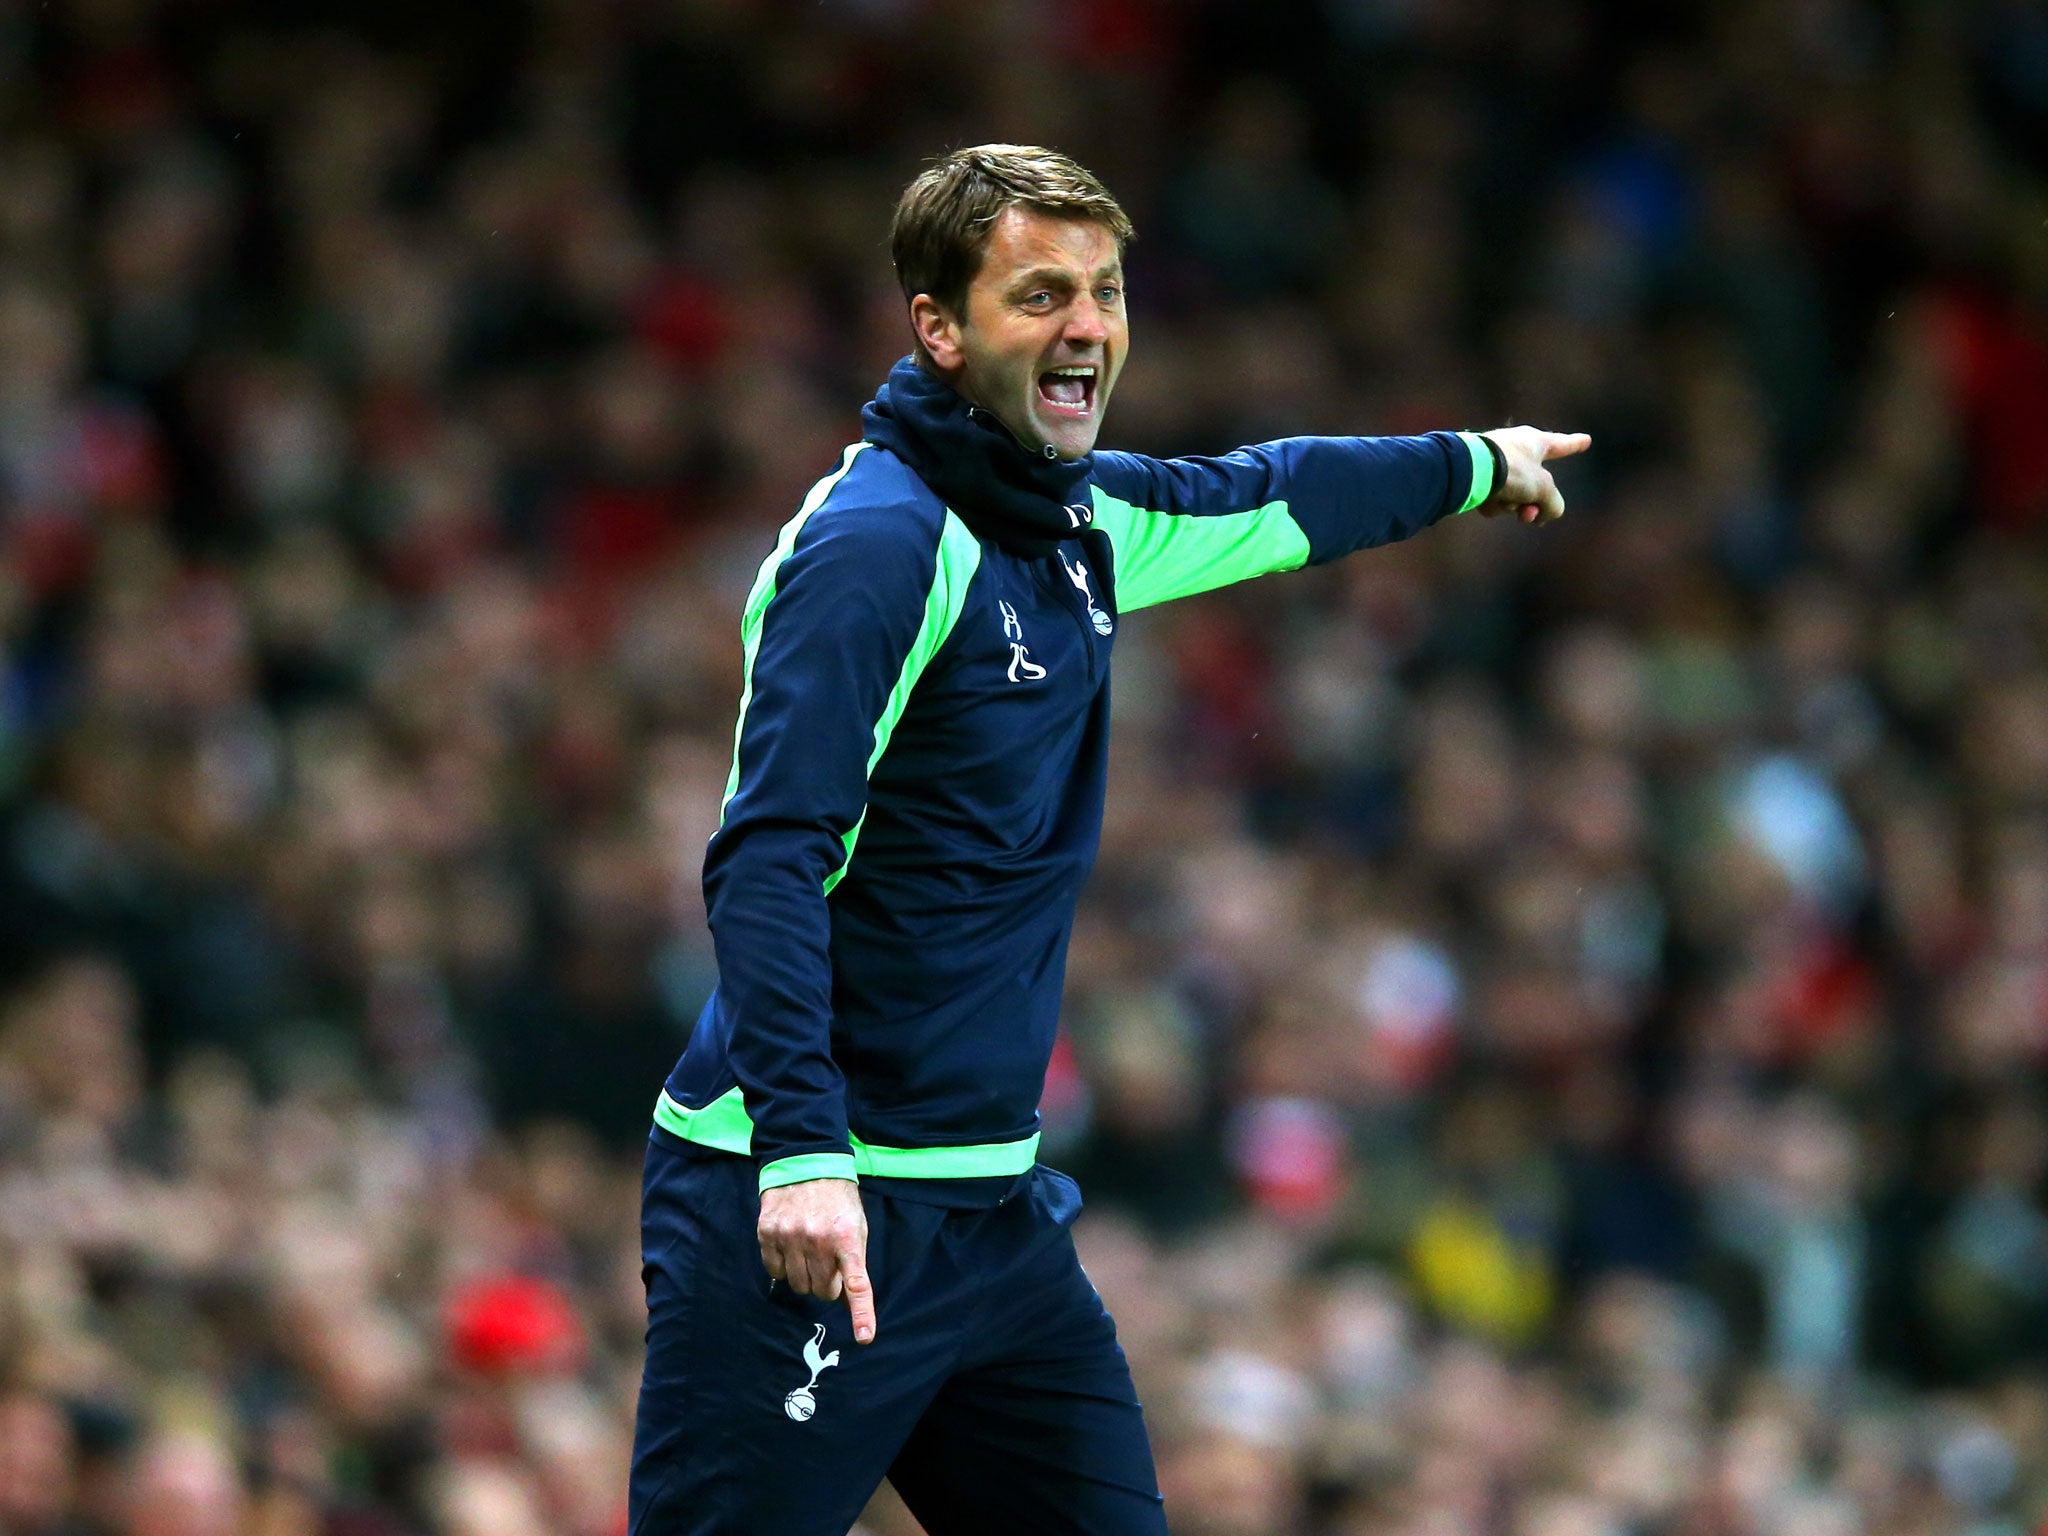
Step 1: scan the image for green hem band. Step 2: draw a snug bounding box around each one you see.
[851,1135,1042,1178]
[655,1086,754,1151]
[654,1090,1041,1181]
[759,1153,858,1191]
[1455,431,1495,514]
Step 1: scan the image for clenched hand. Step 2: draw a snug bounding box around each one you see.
[1479,427,1592,524]
[758,1178,877,1344]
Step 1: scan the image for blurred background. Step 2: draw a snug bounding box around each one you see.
[1,0,2047,1532]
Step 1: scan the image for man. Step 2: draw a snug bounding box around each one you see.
[630,144,1587,1535]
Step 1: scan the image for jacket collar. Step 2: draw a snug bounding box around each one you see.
[861,356,1093,559]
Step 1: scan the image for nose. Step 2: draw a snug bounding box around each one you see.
[1064,298,1109,348]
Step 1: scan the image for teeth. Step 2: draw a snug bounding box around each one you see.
[1048,366,1095,376]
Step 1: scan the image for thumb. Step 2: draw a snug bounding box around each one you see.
[1542,431,1592,460]
[839,1242,877,1344]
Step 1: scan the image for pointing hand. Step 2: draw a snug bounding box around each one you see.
[1478,427,1591,524]
[758,1178,877,1344]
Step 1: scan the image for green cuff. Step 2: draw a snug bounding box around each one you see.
[1455,431,1496,514]
[759,1153,859,1192]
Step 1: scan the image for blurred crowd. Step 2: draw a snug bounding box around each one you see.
[2,0,2048,1532]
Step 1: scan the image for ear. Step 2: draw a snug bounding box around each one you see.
[910,294,966,374]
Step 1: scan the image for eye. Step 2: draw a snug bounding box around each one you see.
[1022,291,1055,310]
[1096,284,1122,305]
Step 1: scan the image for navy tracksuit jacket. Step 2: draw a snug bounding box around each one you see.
[630,358,1499,1535]
[656,358,1498,1192]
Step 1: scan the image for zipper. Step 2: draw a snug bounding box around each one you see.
[966,404,1060,460]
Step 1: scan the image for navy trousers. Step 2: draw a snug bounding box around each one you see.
[629,1138,1168,1536]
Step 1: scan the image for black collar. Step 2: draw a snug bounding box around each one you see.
[861,356,1095,560]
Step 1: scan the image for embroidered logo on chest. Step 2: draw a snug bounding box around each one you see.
[998,600,1047,682]
[1060,554,1114,636]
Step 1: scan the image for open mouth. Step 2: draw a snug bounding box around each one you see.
[1037,365,1097,418]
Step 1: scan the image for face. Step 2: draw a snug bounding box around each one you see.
[913,207,1128,461]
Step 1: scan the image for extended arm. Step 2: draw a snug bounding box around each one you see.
[1088,427,1587,611]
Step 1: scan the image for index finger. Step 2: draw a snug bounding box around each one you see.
[839,1242,877,1344]
[1542,431,1592,460]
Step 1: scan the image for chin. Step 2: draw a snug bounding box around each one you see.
[1034,417,1102,461]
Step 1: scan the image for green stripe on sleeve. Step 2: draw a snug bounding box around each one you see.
[719,455,981,897]
[653,1089,1041,1182]
[1087,486,1311,613]
[822,510,981,895]
[1455,431,1495,514]
[759,1153,858,1191]
[720,442,870,817]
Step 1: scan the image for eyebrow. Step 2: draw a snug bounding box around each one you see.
[1006,263,1125,292]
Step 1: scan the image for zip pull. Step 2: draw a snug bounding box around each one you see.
[967,403,1060,460]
